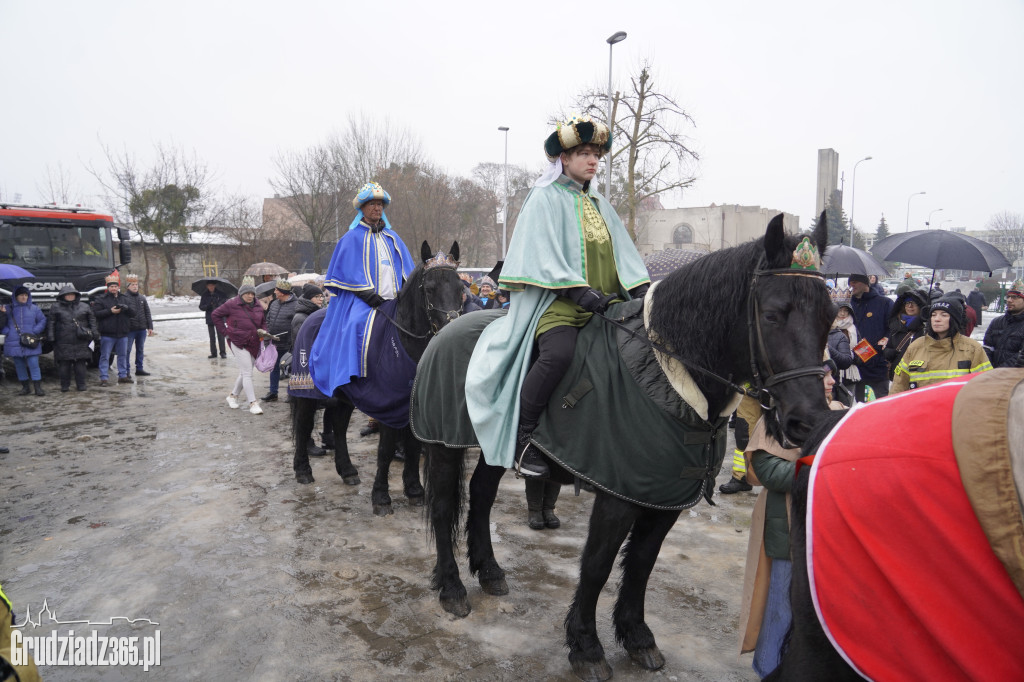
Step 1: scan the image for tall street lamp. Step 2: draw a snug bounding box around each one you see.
[605,31,627,199]
[849,155,872,245]
[939,219,952,230]
[498,126,510,259]
[905,191,926,232]
[926,207,944,228]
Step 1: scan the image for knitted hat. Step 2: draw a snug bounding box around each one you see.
[274,278,292,293]
[847,273,870,286]
[238,275,256,296]
[301,283,324,300]
[478,276,496,291]
[544,114,612,162]
[927,296,965,337]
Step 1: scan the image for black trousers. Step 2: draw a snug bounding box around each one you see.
[207,323,226,356]
[519,325,579,431]
[58,359,88,389]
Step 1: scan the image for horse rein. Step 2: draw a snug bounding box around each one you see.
[374,265,461,340]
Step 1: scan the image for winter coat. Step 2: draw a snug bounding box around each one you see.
[122,289,153,331]
[883,291,928,380]
[895,277,917,296]
[2,288,47,358]
[199,289,229,325]
[91,291,135,337]
[46,286,99,362]
[983,311,1024,368]
[891,333,992,393]
[265,294,299,351]
[850,288,894,382]
[212,296,266,359]
[827,328,854,370]
[290,297,321,343]
[966,289,986,324]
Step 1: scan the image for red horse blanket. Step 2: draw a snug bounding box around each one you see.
[808,372,1024,681]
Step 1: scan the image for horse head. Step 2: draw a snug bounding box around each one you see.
[649,212,833,445]
[394,241,463,362]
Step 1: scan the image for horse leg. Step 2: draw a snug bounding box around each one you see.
[425,443,471,617]
[613,507,681,671]
[566,492,640,682]
[291,398,315,485]
[466,452,507,596]
[372,426,396,516]
[400,428,424,505]
[330,396,359,485]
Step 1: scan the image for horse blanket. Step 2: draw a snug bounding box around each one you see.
[807,369,1024,681]
[290,299,417,429]
[411,299,729,510]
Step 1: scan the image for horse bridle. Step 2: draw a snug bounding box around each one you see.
[375,265,461,339]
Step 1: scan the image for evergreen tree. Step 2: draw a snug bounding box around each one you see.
[811,190,864,248]
[875,214,891,242]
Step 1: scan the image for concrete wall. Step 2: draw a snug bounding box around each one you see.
[816,148,839,217]
[635,204,801,257]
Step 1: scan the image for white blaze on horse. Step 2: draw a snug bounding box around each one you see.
[412,214,836,681]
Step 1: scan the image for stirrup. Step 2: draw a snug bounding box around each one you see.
[515,442,549,478]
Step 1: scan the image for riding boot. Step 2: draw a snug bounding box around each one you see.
[525,478,546,530]
[359,417,379,437]
[541,481,561,529]
[515,424,549,478]
[33,380,45,396]
[19,380,31,395]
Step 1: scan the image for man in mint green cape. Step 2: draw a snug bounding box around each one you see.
[465,115,650,475]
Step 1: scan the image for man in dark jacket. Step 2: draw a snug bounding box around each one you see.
[91,271,136,386]
[966,288,987,327]
[983,287,1024,367]
[199,282,229,358]
[262,279,299,401]
[849,273,894,401]
[290,284,324,342]
[123,273,155,377]
[47,284,100,391]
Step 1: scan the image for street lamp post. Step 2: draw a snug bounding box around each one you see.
[926,208,944,228]
[939,219,952,230]
[849,156,872,246]
[905,191,926,232]
[605,31,627,199]
[498,126,510,259]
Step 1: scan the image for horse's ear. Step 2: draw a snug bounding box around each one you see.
[421,241,432,264]
[764,213,787,266]
[812,210,828,255]
[449,241,460,263]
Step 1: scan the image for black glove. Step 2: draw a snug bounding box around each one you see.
[629,283,650,300]
[568,287,618,314]
[355,290,386,308]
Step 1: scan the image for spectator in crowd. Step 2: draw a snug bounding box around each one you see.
[1,285,47,395]
[199,282,228,358]
[47,284,99,392]
[883,289,927,381]
[719,394,763,493]
[290,284,325,341]
[262,279,299,402]
[895,272,917,296]
[477,276,501,309]
[948,290,976,336]
[91,271,136,387]
[212,276,269,415]
[829,293,860,406]
[983,286,1024,368]
[868,274,886,296]
[891,296,992,393]
[739,363,844,677]
[848,273,893,401]
[122,273,155,377]
[966,287,987,327]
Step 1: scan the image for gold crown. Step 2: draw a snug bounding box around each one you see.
[790,237,821,271]
[424,251,459,271]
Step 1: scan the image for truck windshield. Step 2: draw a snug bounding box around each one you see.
[0,224,111,268]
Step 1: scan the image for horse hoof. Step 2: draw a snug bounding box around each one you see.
[629,646,665,671]
[571,658,613,682]
[372,504,394,517]
[342,475,360,486]
[479,576,508,596]
[406,494,424,507]
[295,472,315,485]
[440,595,471,618]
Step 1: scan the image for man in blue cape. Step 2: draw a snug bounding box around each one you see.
[465,115,650,477]
[310,182,414,397]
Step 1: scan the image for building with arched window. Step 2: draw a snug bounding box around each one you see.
[634,204,800,257]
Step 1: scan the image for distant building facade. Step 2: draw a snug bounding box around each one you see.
[635,204,800,257]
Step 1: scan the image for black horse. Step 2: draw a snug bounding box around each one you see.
[417,215,834,681]
[290,241,463,516]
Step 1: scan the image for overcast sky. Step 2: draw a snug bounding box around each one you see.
[2,0,1021,239]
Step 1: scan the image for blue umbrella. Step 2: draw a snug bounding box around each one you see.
[0,263,33,279]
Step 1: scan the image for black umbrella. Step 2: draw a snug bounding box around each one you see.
[643,249,708,283]
[255,281,277,299]
[191,277,237,297]
[821,244,890,277]
[871,230,1011,272]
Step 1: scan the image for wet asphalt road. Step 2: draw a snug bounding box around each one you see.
[2,300,761,681]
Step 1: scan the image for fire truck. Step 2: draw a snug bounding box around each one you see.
[0,203,132,350]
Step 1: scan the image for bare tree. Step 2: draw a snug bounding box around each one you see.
[269,144,337,271]
[326,114,424,196]
[987,211,1024,277]
[91,142,231,294]
[574,61,699,239]
[471,162,536,262]
[36,162,82,205]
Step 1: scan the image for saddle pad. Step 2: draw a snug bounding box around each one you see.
[808,378,1024,681]
[411,302,727,510]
